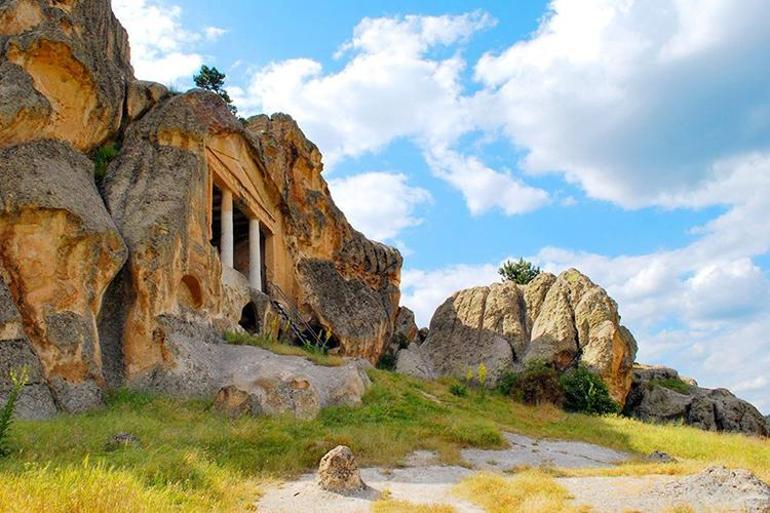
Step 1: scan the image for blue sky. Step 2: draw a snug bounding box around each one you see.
[113,0,770,412]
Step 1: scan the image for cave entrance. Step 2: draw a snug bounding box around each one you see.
[239,302,259,334]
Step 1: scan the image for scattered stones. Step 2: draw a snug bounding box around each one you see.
[318,446,366,494]
[646,451,676,463]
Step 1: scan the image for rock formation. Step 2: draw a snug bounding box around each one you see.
[398,270,638,405]
[317,445,366,494]
[0,0,132,151]
[0,0,400,419]
[623,365,769,437]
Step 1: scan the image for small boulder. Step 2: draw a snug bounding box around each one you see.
[646,450,676,463]
[318,445,366,494]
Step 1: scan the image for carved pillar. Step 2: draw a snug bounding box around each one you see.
[221,189,234,268]
[249,217,262,291]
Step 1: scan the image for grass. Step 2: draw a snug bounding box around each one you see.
[0,370,768,512]
[224,330,344,367]
[454,470,592,513]
[373,499,456,513]
[649,377,693,394]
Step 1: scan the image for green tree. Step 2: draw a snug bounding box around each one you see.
[193,65,237,115]
[498,258,541,285]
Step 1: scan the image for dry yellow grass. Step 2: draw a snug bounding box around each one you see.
[454,469,594,513]
[373,499,456,513]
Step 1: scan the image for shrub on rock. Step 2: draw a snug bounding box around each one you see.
[511,361,564,407]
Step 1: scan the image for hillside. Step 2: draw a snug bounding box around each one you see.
[1,369,769,512]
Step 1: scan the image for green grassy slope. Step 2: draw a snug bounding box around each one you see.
[0,370,767,512]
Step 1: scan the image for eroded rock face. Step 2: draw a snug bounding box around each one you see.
[624,365,769,437]
[249,114,402,362]
[103,92,237,381]
[318,446,366,494]
[406,270,638,404]
[0,278,57,419]
[0,0,133,151]
[1,0,398,416]
[134,316,371,420]
[0,140,126,412]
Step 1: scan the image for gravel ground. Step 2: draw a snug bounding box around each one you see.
[461,432,630,471]
[256,434,770,513]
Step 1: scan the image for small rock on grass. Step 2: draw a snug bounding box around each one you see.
[318,445,366,494]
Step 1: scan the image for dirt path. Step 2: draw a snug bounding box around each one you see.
[256,433,770,513]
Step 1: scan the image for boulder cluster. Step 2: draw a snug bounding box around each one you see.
[396,270,638,405]
[394,271,767,437]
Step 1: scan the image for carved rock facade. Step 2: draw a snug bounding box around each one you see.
[0,0,400,418]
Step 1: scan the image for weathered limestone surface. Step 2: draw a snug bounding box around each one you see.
[249,114,402,361]
[136,317,371,420]
[405,270,638,405]
[0,278,57,419]
[318,445,367,494]
[0,0,396,417]
[624,365,769,437]
[0,0,133,151]
[0,140,127,412]
[103,92,402,386]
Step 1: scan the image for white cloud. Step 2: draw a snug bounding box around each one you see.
[328,172,432,242]
[473,0,770,208]
[401,263,500,327]
[233,12,550,217]
[426,147,549,215]
[113,0,216,85]
[204,26,227,41]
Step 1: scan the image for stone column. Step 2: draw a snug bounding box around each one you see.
[220,189,234,268]
[249,217,262,291]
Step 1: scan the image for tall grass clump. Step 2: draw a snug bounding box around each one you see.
[0,367,28,456]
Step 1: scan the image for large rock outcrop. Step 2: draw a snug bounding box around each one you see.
[623,365,769,437]
[401,270,638,405]
[0,0,133,151]
[0,141,126,412]
[0,0,396,419]
[248,114,402,361]
[102,93,402,386]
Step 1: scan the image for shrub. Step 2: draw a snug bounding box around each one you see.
[649,377,692,395]
[496,371,519,396]
[0,366,29,456]
[477,363,488,388]
[449,383,468,397]
[511,360,564,406]
[392,333,410,351]
[560,366,620,415]
[498,258,541,285]
[92,142,119,184]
